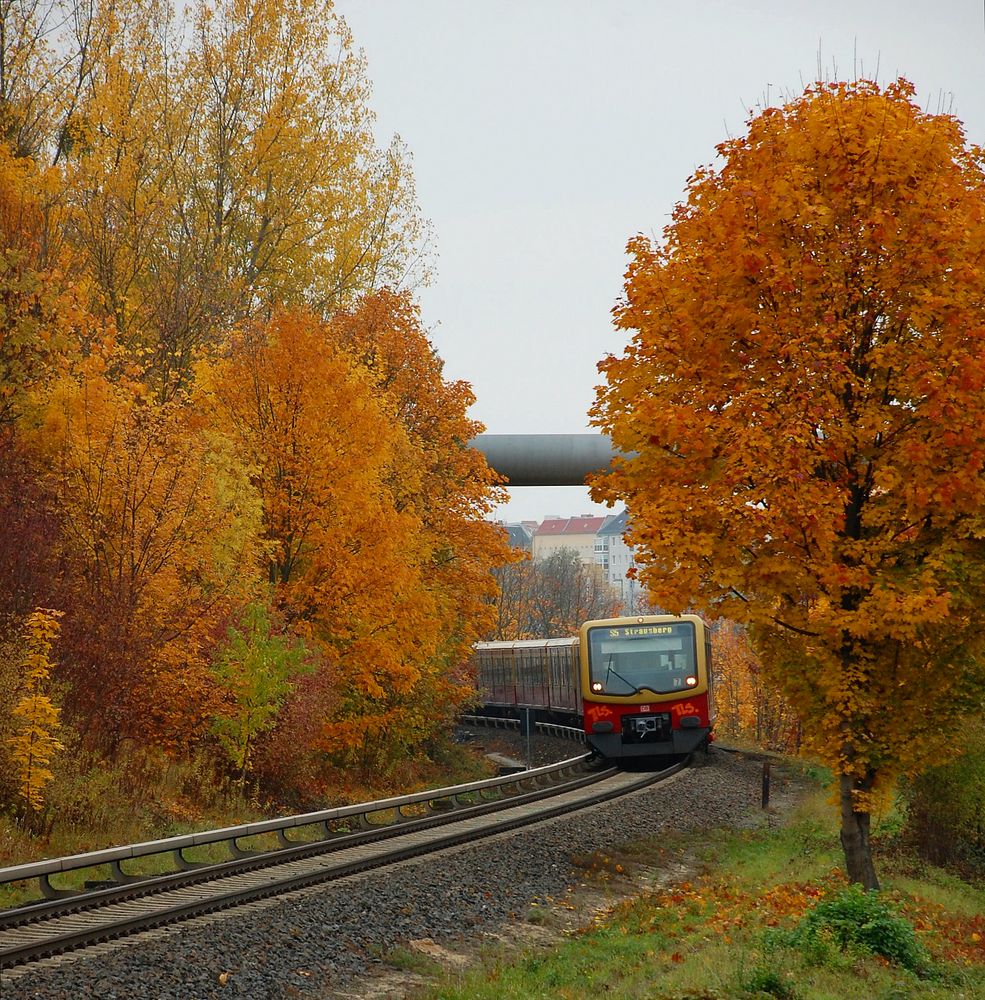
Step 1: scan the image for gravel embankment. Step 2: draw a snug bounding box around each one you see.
[1,748,792,999]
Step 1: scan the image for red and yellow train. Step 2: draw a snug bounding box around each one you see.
[473,614,714,759]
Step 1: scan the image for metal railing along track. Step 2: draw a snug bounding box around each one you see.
[1,750,593,918]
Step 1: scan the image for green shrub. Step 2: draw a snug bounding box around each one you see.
[739,965,799,998]
[901,722,985,876]
[783,884,930,973]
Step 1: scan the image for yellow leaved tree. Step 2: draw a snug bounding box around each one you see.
[7,609,64,823]
[46,0,429,400]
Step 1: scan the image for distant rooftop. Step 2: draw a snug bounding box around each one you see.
[598,508,630,536]
[499,522,533,549]
[535,515,611,536]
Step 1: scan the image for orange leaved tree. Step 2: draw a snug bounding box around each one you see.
[38,347,257,750]
[331,295,511,632]
[329,291,513,750]
[592,79,985,888]
[199,308,441,776]
[711,621,800,753]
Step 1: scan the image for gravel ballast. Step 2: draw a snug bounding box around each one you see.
[1,749,790,999]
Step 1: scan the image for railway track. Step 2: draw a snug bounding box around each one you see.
[1,734,686,976]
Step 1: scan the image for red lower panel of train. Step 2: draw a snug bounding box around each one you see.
[582,692,712,758]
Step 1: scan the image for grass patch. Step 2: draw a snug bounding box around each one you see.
[411,763,985,1000]
[369,944,445,978]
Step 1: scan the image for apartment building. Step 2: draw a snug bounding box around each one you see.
[531,514,613,564]
[593,508,641,608]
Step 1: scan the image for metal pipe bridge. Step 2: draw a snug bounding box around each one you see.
[469,434,623,487]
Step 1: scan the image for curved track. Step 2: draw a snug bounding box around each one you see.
[2,743,685,972]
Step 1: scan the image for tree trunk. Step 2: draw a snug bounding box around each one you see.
[839,773,880,889]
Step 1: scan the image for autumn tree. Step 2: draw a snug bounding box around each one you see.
[711,620,800,753]
[177,0,429,312]
[330,289,512,668]
[36,346,260,750]
[199,308,438,773]
[6,608,64,823]
[210,602,311,784]
[0,0,429,399]
[329,291,513,766]
[489,549,623,640]
[201,299,511,780]
[592,79,985,888]
[44,0,429,399]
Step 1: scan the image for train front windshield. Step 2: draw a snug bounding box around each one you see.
[586,621,698,696]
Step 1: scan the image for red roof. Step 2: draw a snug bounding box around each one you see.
[535,516,608,536]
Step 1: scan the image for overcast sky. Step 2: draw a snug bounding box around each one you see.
[336,0,985,522]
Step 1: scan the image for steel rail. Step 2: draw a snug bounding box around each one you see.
[1,759,686,972]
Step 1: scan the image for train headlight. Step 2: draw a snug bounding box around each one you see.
[686,676,698,687]
[591,681,603,692]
